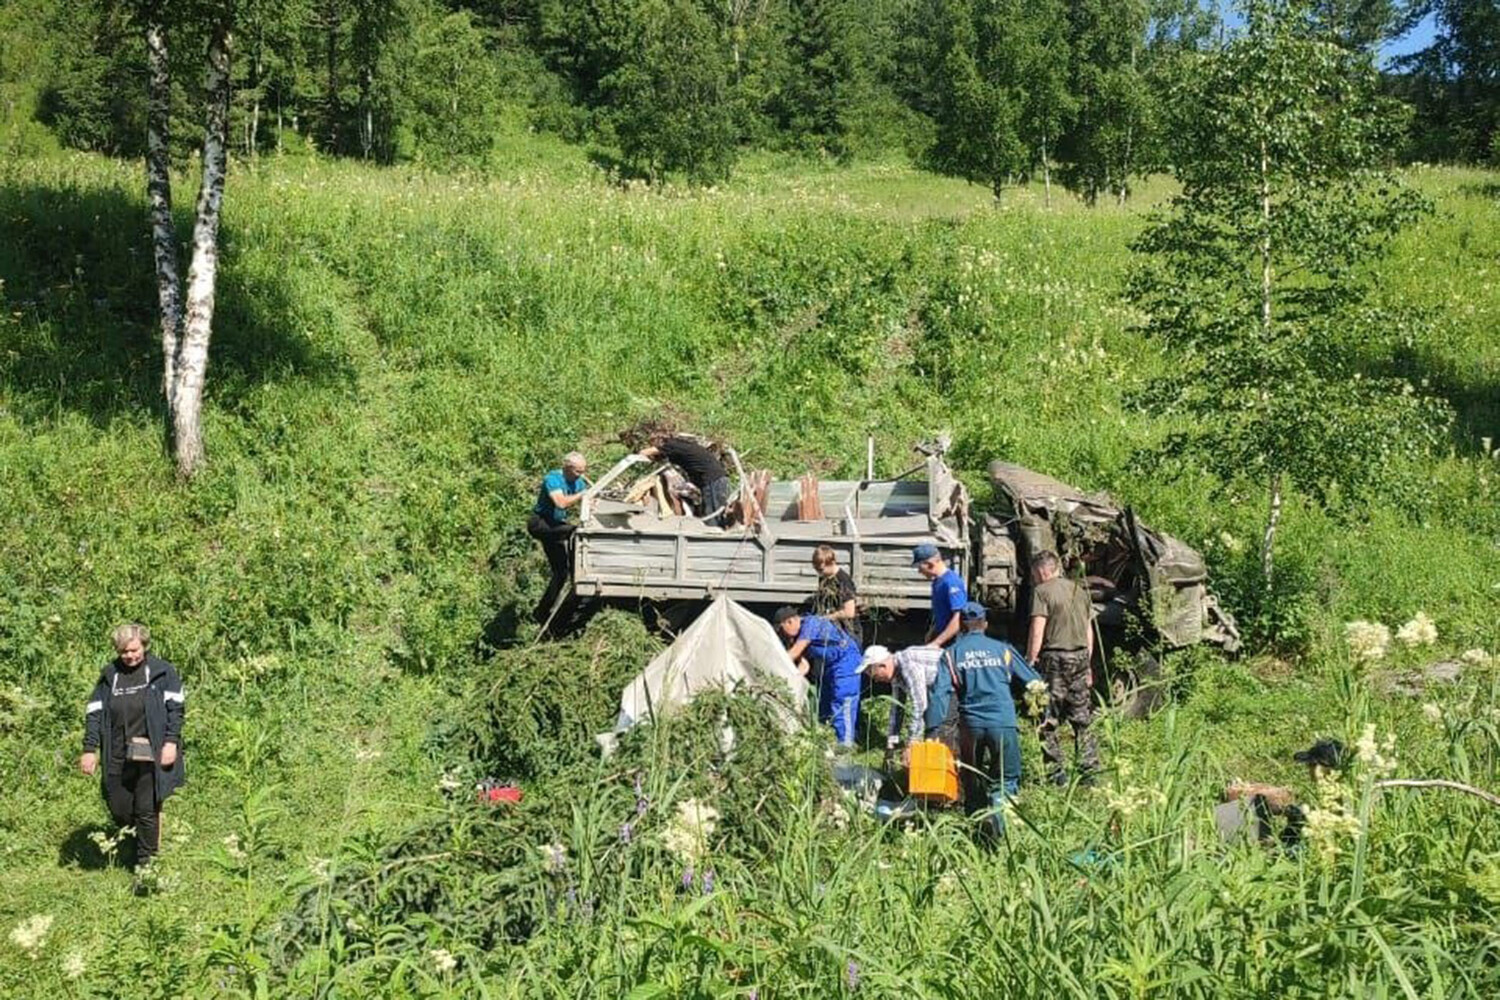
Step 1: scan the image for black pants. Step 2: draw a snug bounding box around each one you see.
[527,515,576,624]
[105,758,159,867]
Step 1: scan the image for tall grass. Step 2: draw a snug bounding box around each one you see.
[0,142,1496,996]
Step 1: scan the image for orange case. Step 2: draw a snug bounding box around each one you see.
[908,740,960,802]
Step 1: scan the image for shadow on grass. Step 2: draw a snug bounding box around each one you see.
[1456,181,1500,201]
[0,175,355,429]
[1387,342,1500,452]
[58,821,133,871]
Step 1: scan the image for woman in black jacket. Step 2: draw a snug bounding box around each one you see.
[79,623,185,871]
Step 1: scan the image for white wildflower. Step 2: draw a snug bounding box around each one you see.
[825,800,850,831]
[61,948,86,979]
[223,832,247,861]
[437,771,462,793]
[539,841,568,875]
[1460,648,1492,666]
[661,799,720,863]
[9,914,53,958]
[1395,612,1438,647]
[429,948,457,974]
[1345,621,1391,662]
[1104,784,1167,820]
[1217,531,1246,555]
[1422,702,1444,725]
[1354,723,1398,777]
[1303,775,1363,862]
[1024,678,1049,716]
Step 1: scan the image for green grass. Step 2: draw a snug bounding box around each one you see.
[0,138,1497,996]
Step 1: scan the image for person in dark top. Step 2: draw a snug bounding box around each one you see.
[635,433,732,525]
[808,545,861,644]
[528,450,589,626]
[80,623,185,878]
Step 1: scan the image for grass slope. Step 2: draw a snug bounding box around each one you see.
[0,139,1497,996]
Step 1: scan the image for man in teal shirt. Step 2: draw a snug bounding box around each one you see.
[528,451,588,626]
[925,602,1040,817]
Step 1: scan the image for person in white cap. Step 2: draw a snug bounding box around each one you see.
[859,643,947,752]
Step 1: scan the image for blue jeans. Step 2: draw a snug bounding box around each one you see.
[818,673,862,746]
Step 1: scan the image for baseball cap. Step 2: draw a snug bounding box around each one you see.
[858,645,892,674]
[960,601,987,622]
[911,543,940,565]
[772,606,799,627]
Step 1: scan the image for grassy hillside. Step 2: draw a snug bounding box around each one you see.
[0,139,1497,996]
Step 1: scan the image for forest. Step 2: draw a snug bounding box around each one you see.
[1,0,1499,997]
[3,1,1498,186]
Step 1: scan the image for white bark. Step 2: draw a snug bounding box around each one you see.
[145,17,181,404]
[171,19,234,478]
[1262,472,1282,589]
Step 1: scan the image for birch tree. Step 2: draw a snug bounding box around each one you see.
[143,0,234,477]
[1127,0,1449,589]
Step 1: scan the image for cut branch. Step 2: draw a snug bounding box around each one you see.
[1374,779,1500,810]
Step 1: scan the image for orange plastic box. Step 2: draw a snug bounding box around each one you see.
[908,740,960,803]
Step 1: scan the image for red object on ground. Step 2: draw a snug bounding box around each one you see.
[480,785,523,805]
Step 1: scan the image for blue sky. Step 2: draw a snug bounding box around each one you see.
[1382,13,1437,65]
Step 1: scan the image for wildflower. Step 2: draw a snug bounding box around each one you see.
[618,822,633,846]
[1217,531,1246,555]
[61,949,86,980]
[429,948,457,974]
[437,771,462,793]
[310,857,333,882]
[701,868,715,895]
[1024,679,1049,716]
[845,959,860,991]
[1422,702,1444,725]
[1460,648,1492,666]
[1302,776,1362,861]
[1354,723,1398,776]
[661,799,719,862]
[826,800,850,831]
[9,914,53,958]
[1103,784,1166,820]
[1345,621,1391,662]
[1396,612,1438,647]
[634,773,649,815]
[681,865,695,892]
[539,842,567,875]
[223,832,247,862]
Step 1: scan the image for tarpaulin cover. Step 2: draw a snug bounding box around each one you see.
[596,596,810,753]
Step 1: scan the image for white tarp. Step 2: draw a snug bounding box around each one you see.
[596,596,810,753]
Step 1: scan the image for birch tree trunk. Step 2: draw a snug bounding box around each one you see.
[145,14,181,404]
[171,17,234,478]
[1258,135,1277,588]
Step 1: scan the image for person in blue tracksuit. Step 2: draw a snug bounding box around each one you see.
[775,606,863,747]
[912,542,967,648]
[925,602,1040,812]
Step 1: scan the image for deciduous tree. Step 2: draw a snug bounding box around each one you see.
[1128,0,1450,588]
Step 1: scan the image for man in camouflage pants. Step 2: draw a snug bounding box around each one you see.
[1025,550,1100,785]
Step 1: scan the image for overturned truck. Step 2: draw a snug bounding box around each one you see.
[568,443,1239,660]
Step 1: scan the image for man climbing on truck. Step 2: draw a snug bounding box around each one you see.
[913,543,966,648]
[1026,550,1100,785]
[774,607,863,748]
[527,451,589,626]
[623,423,733,526]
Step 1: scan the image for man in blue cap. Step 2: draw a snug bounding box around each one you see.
[925,602,1040,817]
[775,606,863,747]
[913,543,967,648]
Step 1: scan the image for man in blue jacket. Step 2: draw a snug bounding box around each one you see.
[912,543,966,648]
[775,606,863,747]
[925,602,1040,815]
